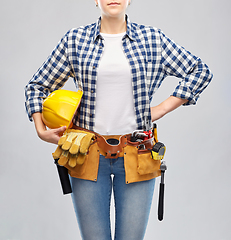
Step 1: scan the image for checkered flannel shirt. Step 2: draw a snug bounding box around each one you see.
[25,15,213,131]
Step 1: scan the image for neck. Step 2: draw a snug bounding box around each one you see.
[100,14,126,34]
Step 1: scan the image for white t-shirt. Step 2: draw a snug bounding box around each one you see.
[94,32,137,135]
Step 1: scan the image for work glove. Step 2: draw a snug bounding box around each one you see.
[52,129,95,168]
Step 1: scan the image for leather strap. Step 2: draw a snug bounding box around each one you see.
[97,134,129,158]
[71,125,155,159]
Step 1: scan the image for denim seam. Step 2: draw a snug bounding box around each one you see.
[108,175,112,240]
[113,180,118,240]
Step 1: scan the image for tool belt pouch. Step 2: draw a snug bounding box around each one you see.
[65,141,100,182]
[137,150,161,175]
[124,138,161,184]
[53,127,100,182]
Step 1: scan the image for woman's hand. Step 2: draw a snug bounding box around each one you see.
[37,126,66,144]
[151,96,188,122]
[32,112,66,144]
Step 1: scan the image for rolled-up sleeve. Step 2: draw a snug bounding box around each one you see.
[25,31,73,121]
[160,30,213,105]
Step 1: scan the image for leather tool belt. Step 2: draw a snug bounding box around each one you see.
[72,125,154,157]
[69,125,161,184]
[97,134,155,158]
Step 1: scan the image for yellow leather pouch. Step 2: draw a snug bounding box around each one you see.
[124,145,161,184]
[66,141,100,182]
[137,151,161,175]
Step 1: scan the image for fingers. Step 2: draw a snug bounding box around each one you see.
[62,132,78,150]
[55,126,67,136]
[52,146,63,159]
[76,153,86,165]
[68,154,78,168]
[80,133,95,154]
[58,134,67,146]
[58,150,69,166]
[69,133,86,154]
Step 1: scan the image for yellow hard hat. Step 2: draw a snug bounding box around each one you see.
[42,89,83,129]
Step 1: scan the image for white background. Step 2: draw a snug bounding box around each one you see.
[0,0,230,239]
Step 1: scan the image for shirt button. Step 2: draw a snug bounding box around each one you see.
[91,90,94,93]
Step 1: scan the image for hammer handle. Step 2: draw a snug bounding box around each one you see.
[158,182,165,221]
[56,164,72,195]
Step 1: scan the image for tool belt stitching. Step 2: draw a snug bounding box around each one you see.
[72,126,155,159]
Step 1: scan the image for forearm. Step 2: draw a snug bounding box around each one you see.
[151,96,188,122]
[32,112,47,136]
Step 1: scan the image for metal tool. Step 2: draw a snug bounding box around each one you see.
[158,161,167,221]
[130,130,148,142]
[143,116,153,140]
[130,116,153,143]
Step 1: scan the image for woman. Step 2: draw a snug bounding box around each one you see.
[25,0,213,239]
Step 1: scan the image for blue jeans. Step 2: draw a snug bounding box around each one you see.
[70,155,155,240]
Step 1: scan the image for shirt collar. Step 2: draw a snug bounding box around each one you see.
[125,15,137,41]
[93,17,102,42]
[93,15,138,42]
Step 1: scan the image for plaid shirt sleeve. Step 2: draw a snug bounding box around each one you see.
[25,31,74,121]
[159,30,213,105]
